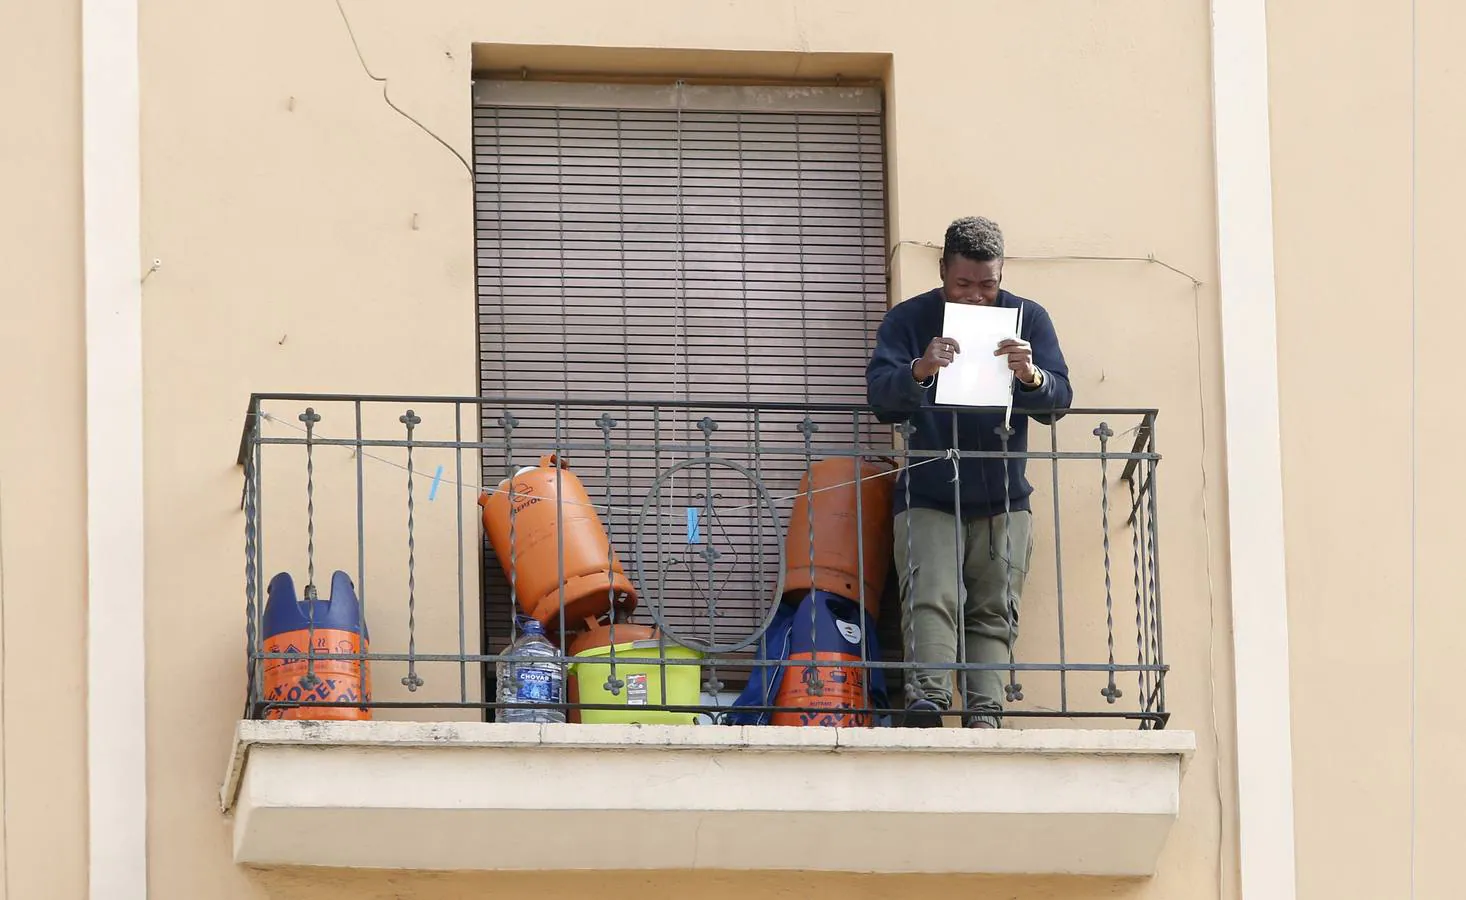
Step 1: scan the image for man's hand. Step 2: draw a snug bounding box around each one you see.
[913,336,961,382]
[995,338,1039,386]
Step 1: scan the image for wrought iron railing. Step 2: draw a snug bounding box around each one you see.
[237,393,1167,728]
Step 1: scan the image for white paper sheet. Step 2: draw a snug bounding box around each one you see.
[933,302,1021,408]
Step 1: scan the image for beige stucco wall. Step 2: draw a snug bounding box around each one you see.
[1267,0,1410,884]
[0,2,91,899]
[1269,0,1466,898]
[16,0,1464,895]
[1410,3,1466,894]
[0,0,1240,896]
[133,1,1235,897]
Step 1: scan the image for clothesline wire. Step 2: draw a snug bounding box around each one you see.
[256,411,963,517]
[255,412,1142,519]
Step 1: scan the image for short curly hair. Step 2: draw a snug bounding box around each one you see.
[943,216,1005,264]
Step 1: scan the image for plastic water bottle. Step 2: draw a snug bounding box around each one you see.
[496,617,565,724]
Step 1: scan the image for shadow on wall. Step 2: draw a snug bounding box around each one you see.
[248,866,1156,899]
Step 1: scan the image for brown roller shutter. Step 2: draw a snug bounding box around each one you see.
[473,81,889,656]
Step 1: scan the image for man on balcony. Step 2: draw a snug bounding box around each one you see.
[866,216,1073,728]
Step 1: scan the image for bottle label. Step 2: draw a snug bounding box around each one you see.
[515,665,561,704]
[626,673,648,706]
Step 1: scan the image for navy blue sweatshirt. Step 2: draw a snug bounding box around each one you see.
[866,288,1073,519]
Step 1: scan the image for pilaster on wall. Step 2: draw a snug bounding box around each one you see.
[1209,0,1298,897]
[82,0,147,896]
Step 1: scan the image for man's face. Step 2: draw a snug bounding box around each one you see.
[939,255,1003,305]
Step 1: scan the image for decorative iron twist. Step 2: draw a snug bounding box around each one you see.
[1146,454,1162,719]
[299,407,322,691]
[996,424,1023,704]
[500,413,520,648]
[400,410,424,692]
[899,422,919,705]
[244,450,259,713]
[1130,476,1148,713]
[701,416,725,695]
[798,416,823,697]
[1096,423,1122,704]
[598,413,624,696]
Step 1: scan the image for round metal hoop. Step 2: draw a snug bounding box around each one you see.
[633,456,786,654]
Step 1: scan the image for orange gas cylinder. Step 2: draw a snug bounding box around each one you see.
[565,615,657,658]
[783,457,896,620]
[772,591,871,727]
[479,453,637,633]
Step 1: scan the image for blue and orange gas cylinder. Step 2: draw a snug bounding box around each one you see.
[772,590,871,727]
[261,570,371,720]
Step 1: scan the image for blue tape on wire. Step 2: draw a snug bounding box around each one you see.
[429,465,444,501]
[686,507,700,544]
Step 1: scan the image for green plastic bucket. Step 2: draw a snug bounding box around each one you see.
[571,640,702,725]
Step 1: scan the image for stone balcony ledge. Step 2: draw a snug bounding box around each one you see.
[222,720,1194,876]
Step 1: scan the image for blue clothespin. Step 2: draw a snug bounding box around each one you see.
[429,465,444,501]
[686,507,701,544]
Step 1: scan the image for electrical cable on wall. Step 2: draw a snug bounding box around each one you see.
[333,0,473,178]
[1188,277,1228,900]
[1409,0,1419,894]
[887,239,1204,288]
[891,237,1225,897]
[0,479,10,899]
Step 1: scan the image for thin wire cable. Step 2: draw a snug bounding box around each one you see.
[894,226,1213,884]
[670,82,689,530]
[1409,0,1419,892]
[879,238,1215,884]
[0,478,10,898]
[333,0,473,178]
[887,239,1204,288]
[1189,278,1227,900]
[257,411,950,516]
[674,82,690,482]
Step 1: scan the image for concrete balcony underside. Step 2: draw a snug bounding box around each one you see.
[222,720,1194,876]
